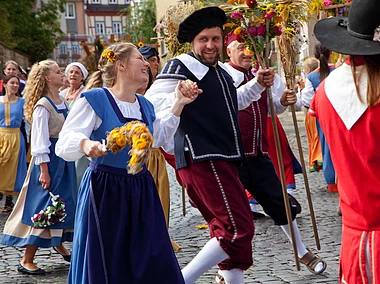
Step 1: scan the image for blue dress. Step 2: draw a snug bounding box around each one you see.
[69,88,184,284]
[0,96,77,247]
[0,97,27,194]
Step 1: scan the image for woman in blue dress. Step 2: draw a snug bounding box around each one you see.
[0,60,77,275]
[56,42,200,284]
[0,75,27,211]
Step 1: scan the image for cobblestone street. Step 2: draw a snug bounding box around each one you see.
[0,110,342,283]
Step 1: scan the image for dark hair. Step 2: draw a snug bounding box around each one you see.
[2,74,20,96]
[146,68,154,90]
[314,42,331,82]
[351,54,380,107]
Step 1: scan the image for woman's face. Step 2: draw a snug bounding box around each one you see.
[47,63,64,88]
[4,77,20,95]
[127,49,149,86]
[67,66,84,87]
[4,64,18,76]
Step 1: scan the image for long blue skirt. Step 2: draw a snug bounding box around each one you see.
[69,162,184,284]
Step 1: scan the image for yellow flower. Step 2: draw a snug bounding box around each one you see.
[134,126,148,134]
[196,224,208,229]
[130,154,139,165]
[116,136,126,147]
[137,41,144,48]
[233,27,242,35]
[223,22,236,29]
[133,138,147,150]
[101,49,116,63]
[244,47,254,56]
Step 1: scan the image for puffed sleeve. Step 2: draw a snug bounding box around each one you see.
[56,97,101,161]
[31,106,51,165]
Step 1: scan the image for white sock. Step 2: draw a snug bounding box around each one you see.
[287,188,294,196]
[250,203,259,213]
[182,237,229,284]
[218,268,244,284]
[281,220,324,273]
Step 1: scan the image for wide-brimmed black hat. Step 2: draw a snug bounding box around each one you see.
[314,0,380,55]
[177,7,227,44]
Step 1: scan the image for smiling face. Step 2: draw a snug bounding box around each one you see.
[147,56,159,78]
[67,65,84,87]
[191,27,223,66]
[227,41,252,70]
[4,63,18,76]
[4,77,20,96]
[127,49,150,86]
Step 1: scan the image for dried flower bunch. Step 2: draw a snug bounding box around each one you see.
[155,1,204,59]
[106,121,154,175]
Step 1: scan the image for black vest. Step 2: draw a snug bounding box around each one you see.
[158,53,245,169]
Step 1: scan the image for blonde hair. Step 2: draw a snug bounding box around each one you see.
[85,42,137,91]
[303,57,319,74]
[24,59,57,123]
[4,60,18,69]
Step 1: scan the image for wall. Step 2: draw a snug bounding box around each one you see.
[0,42,30,71]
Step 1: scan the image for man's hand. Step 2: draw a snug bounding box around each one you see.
[256,68,275,87]
[176,80,203,103]
[280,89,297,106]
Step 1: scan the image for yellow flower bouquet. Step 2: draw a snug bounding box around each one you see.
[105,121,154,175]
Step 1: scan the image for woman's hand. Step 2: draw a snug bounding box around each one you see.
[39,163,50,190]
[81,139,107,158]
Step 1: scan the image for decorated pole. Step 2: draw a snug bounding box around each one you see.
[275,0,321,250]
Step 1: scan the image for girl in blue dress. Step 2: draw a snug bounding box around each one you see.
[0,60,77,275]
[0,75,27,211]
[56,42,200,284]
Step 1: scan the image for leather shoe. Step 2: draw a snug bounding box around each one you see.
[17,263,46,275]
[252,211,266,219]
[53,246,71,262]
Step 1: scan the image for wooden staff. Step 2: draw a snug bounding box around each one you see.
[289,104,321,250]
[182,182,186,216]
[265,18,300,271]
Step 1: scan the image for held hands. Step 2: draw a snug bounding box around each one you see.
[81,139,107,159]
[280,89,297,106]
[175,80,203,104]
[256,68,275,88]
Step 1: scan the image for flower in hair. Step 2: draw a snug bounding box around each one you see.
[101,49,116,63]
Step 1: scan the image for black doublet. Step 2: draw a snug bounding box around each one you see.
[157,53,245,169]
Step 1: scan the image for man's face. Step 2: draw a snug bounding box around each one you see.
[191,27,223,66]
[227,42,252,70]
[147,56,159,78]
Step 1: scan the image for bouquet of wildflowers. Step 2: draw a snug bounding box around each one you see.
[31,192,67,228]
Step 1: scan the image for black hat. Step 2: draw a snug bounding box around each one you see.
[138,46,159,60]
[177,7,227,44]
[314,0,380,55]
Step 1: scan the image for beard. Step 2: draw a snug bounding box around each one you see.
[194,50,220,66]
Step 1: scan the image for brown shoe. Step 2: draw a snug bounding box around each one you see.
[299,250,327,275]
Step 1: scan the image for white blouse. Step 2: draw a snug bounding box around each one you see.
[55,88,180,161]
[32,100,67,165]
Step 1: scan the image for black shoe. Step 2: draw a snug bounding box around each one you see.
[252,211,266,219]
[53,246,71,262]
[17,263,46,275]
[288,194,302,214]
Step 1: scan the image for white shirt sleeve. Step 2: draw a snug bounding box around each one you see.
[56,97,99,161]
[300,78,315,108]
[236,78,265,110]
[145,79,178,113]
[152,108,180,148]
[31,106,51,165]
[269,75,287,115]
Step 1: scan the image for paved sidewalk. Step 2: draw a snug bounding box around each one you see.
[0,110,342,283]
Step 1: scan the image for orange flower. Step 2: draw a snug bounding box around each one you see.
[116,136,126,147]
[133,138,148,150]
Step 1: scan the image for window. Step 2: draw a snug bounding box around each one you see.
[65,3,76,19]
[109,0,117,3]
[95,22,105,35]
[125,0,130,3]
[59,44,68,55]
[112,22,122,34]
[92,0,100,3]
[72,44,80,55]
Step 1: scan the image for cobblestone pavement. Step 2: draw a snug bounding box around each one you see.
[0,110,341,283]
